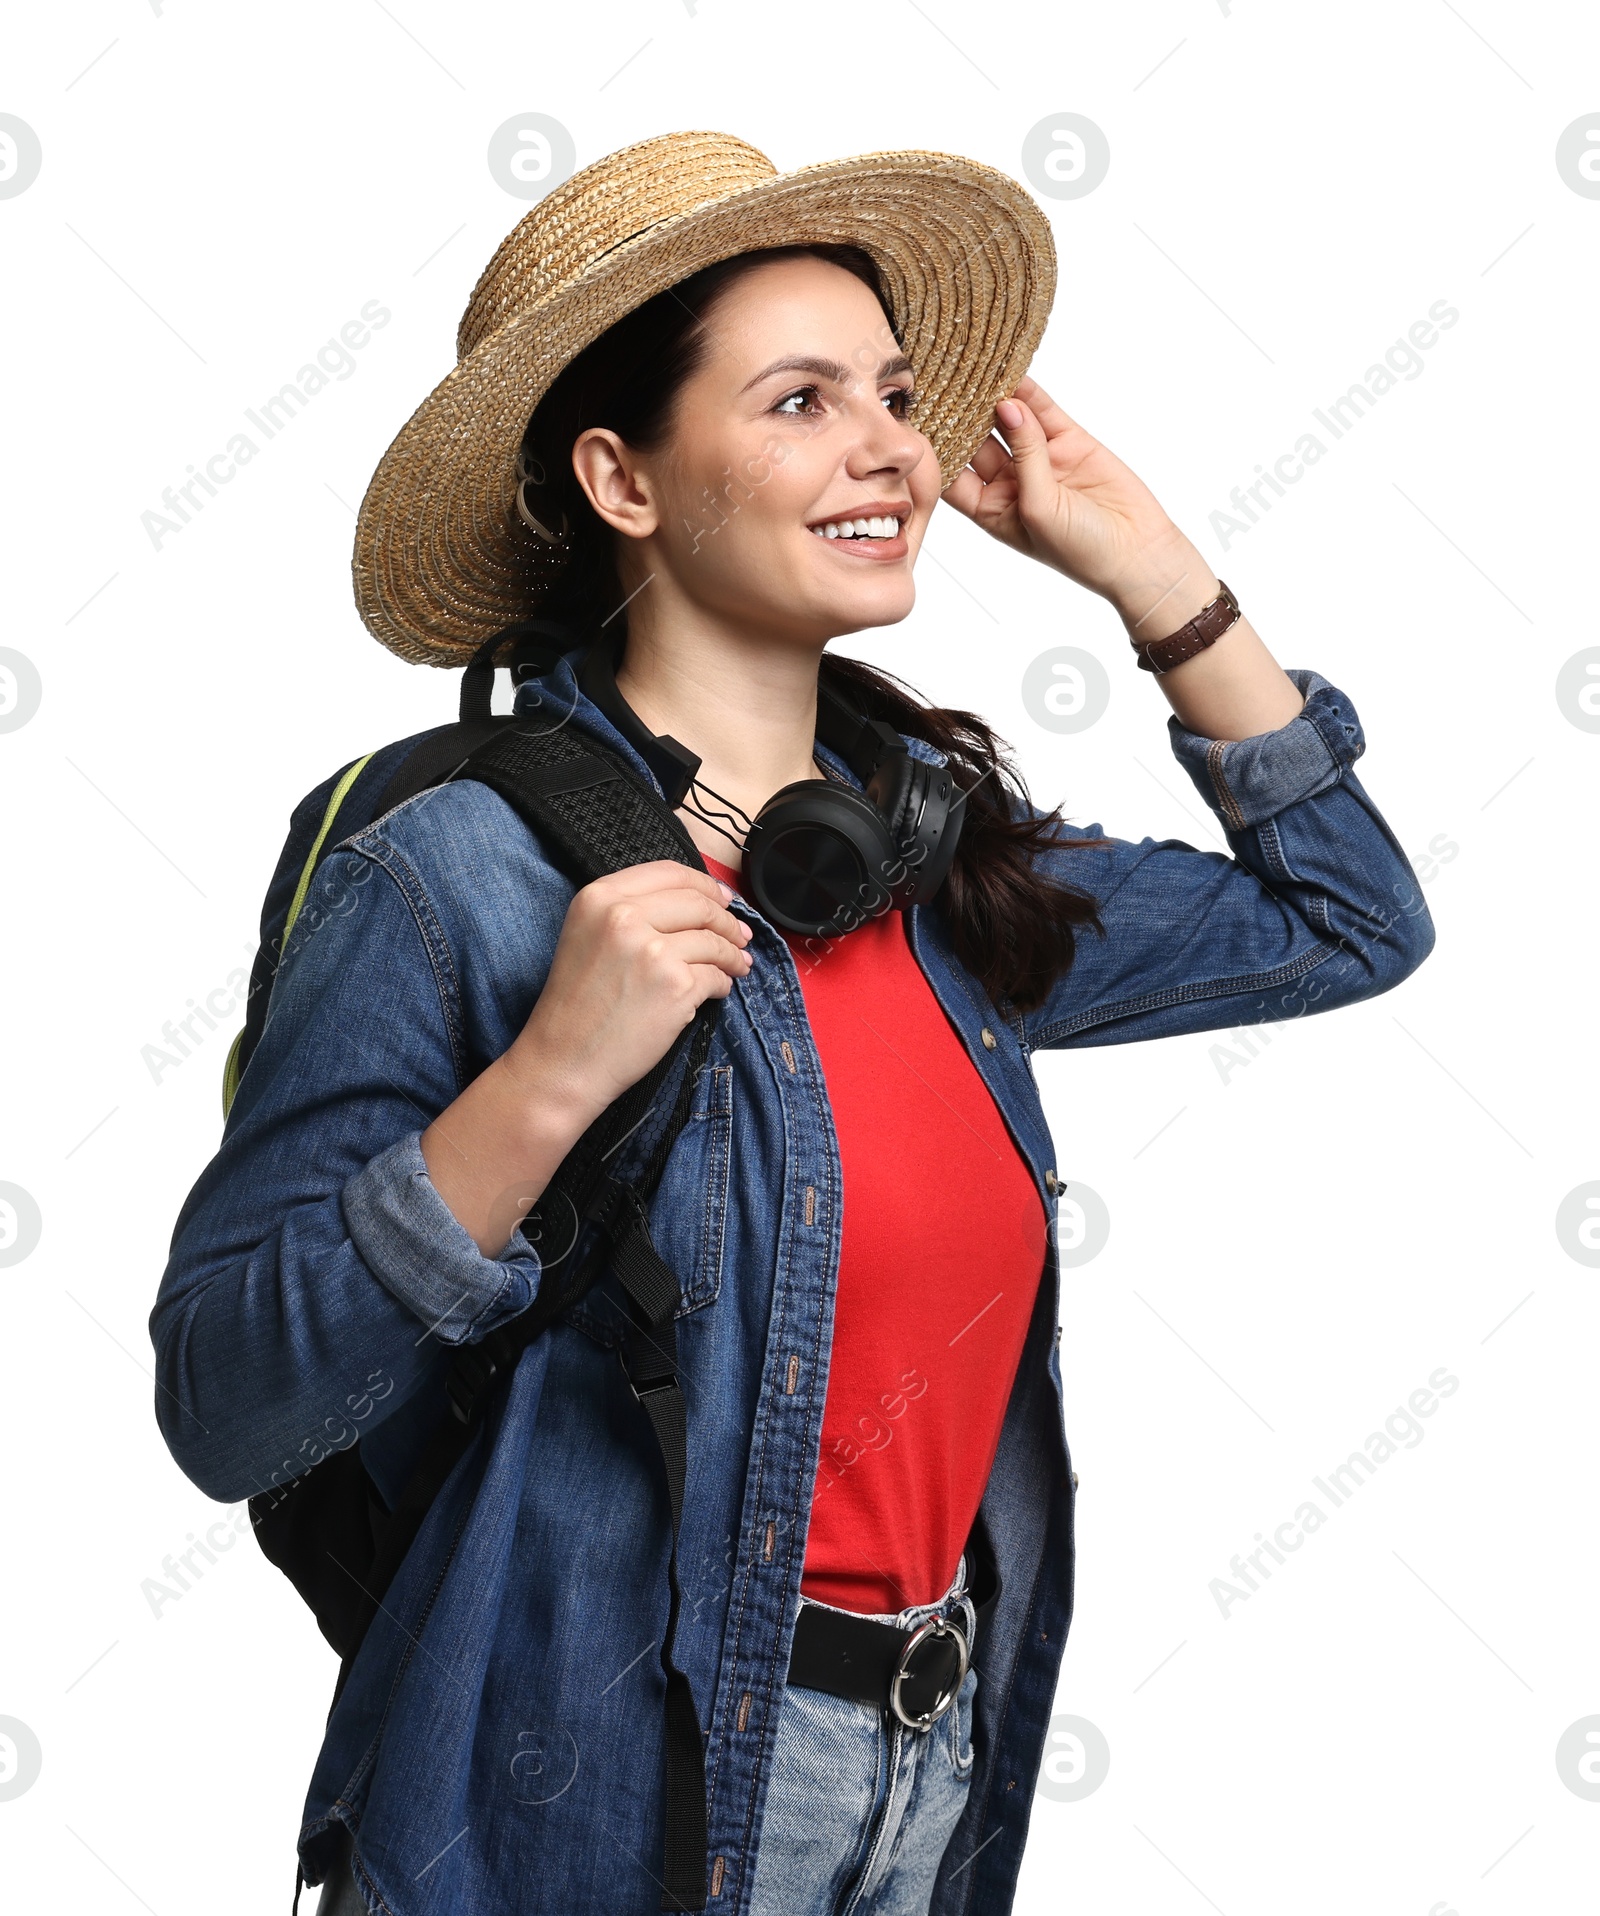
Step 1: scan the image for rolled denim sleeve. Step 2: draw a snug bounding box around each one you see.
[344,1131,539,1343]
[1024,668,1434,1050]
[1168,669,1362,829]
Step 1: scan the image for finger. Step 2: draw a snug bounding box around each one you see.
[940,468,986,519]
[688,962,739,1002]
[1011,375,1082,440]
[663,928,754,974]
[598,860,734,903]
[942,429,1018,516]
[992,398,1058,523]
[965,433,1015,484]
[640,886,751,945]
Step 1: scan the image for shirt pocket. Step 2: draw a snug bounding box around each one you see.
[660,1061,734,1317]
[564,1062,734,1348]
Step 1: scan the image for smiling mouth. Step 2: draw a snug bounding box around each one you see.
[807,512,909,559]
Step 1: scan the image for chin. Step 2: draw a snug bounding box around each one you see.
[854,596,916,634]
[754,569,916,642]
[819,584,916,635]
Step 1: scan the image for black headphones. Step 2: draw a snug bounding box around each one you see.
[575,631,965,941]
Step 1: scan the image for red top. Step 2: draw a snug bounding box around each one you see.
[705,855,1047,1615]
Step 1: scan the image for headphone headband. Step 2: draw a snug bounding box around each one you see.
[815,677,910,780]
[577,631,702,806]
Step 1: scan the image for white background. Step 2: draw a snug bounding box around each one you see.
[2,3,1596,1912]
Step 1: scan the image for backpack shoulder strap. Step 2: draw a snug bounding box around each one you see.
[459,718,706,879]
[224,623,585,1121]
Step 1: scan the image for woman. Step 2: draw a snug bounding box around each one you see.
[151,133,1433,1916]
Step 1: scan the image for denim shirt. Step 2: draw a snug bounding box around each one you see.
[150,649,1433,1915]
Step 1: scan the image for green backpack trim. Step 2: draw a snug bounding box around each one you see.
[220,1029,246,1120]
[222,753,375,1119]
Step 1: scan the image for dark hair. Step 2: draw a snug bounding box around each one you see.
[520,244,1106,1014]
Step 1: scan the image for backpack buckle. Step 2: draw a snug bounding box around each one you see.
[623,1364,677,1405]
[618,1325,678,1405]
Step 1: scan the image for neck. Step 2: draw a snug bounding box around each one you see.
[612,593,828,871]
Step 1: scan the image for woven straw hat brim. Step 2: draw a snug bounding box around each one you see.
[353,138,1057,666]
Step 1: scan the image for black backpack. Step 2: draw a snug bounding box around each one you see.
[227,625,719,1912]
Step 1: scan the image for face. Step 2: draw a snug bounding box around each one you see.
[573,255,943,645]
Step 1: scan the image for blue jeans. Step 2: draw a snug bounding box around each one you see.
[748,1559,979,1916]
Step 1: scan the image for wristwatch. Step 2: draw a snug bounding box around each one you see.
[1131,578,1241,674]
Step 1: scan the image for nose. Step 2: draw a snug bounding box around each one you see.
[841,385,928,485]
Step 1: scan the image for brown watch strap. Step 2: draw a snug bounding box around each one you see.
[1132,578,1241,674]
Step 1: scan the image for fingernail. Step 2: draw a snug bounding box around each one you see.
[996,399,1023,429]
[716,880,733,900]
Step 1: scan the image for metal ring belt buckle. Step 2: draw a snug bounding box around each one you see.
[889,1615,970,1731]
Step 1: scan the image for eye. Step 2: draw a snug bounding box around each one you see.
[772,382,917,419]
[773,386,822,416]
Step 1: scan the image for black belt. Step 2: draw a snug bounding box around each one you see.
[787,1533,1002,1730]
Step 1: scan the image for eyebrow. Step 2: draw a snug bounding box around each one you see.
[737,352,914,395]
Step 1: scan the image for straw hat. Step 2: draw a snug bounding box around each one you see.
[353,129,1057,667]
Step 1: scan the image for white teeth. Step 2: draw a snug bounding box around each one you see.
[812,514,902,539]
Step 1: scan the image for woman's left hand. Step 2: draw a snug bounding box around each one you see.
[943,375,1306,742]
[940,375,1193,614]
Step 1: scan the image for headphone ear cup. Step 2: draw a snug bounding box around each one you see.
[867,754,960,906]
[909,768,964,903]
[744,780,900,938]
[867,753,920,856]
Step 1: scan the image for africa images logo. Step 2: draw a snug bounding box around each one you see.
[1209,1368,1459,1618]
[1208,301,1460,551]
[139,303,391,551]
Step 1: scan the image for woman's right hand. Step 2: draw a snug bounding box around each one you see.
[510,861,753,1124]
[420,862,752,1257]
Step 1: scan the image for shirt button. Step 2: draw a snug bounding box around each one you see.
[1044,1169,1059,1195]
[980,1027,998,1050]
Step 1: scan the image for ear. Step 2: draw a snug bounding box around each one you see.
[570,427,659,541]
